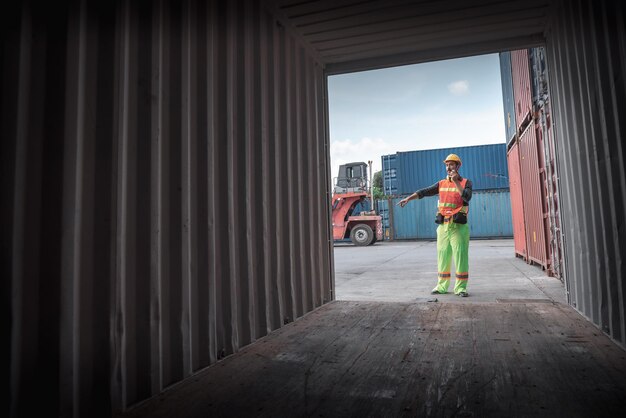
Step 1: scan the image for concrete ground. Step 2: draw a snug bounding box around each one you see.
[334,239,567,304]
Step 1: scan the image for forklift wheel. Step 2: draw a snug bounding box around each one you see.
[350,224,374,246]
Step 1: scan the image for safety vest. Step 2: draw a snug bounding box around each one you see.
[437,178,469,216]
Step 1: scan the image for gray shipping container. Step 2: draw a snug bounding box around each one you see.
[499,51,518,146]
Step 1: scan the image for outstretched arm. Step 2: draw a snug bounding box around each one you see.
[397,182,439,207]
[398,191,419,207]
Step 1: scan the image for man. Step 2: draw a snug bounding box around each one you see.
[398,154,473,297]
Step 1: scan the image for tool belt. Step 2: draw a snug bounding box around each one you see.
[435,212,467,225]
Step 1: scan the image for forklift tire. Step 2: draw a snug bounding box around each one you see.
[350,224,374,246]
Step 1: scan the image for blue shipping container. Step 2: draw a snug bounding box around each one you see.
[381,154,398,196]
[381,143,509,197]
[378,190,513,240]
[499,51,517,145]
[378,199,391,236]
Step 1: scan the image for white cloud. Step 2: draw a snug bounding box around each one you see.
[330,137,395,180]
[448,80,469,95]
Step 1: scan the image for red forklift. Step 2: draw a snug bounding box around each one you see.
[332,161,383,246]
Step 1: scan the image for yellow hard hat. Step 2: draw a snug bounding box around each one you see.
[443,153,462,165]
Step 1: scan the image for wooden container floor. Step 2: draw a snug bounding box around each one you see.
[121,300,626,418]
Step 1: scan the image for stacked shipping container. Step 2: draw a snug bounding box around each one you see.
[381,143,509,196]
[499,51,517,146]
[518,124,549,268]
[379,143,512,240]
[538,104,564,280]
[530,47,564,281]
[378,191,513,240]
[507,142,527,257]
[511,49,533,134]
[500,48,564,280]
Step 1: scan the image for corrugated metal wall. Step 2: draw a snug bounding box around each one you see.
[2,0,332,416]
[469,191,514,238]
[529,47,549,110]
[500,46,563,279]
[511,48,533,133]
[499,51,517,145]
[518,122,550,270]
[537,99,565,280]
[506,141,527,259]
[4,0,626,415]
[381,154,398,196]
[379,190,513,240]
[545,0,625,348]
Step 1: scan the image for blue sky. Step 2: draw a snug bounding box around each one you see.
[327,53,506,179]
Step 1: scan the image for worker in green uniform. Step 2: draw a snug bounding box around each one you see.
[398,154,473,297]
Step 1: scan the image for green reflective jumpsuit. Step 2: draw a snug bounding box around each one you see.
[416,177,473,294]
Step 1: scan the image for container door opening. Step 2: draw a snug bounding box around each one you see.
[327,50,565,304]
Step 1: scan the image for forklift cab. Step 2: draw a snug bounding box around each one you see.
[334,162,368,194]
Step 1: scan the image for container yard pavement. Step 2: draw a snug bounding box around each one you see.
[333,238,566,304]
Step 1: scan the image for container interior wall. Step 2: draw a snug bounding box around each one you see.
[546,0,626,348]
[2,1,332,416]
[5,0,626,415]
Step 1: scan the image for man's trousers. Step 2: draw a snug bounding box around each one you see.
[433,222,469,294]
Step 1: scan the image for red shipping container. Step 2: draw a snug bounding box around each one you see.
[518,122,550,270]
[511,49,533,134]
[536,107,565,280]
[507,141,527,259]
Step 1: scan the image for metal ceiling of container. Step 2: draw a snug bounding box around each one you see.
[267,0,551,74]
